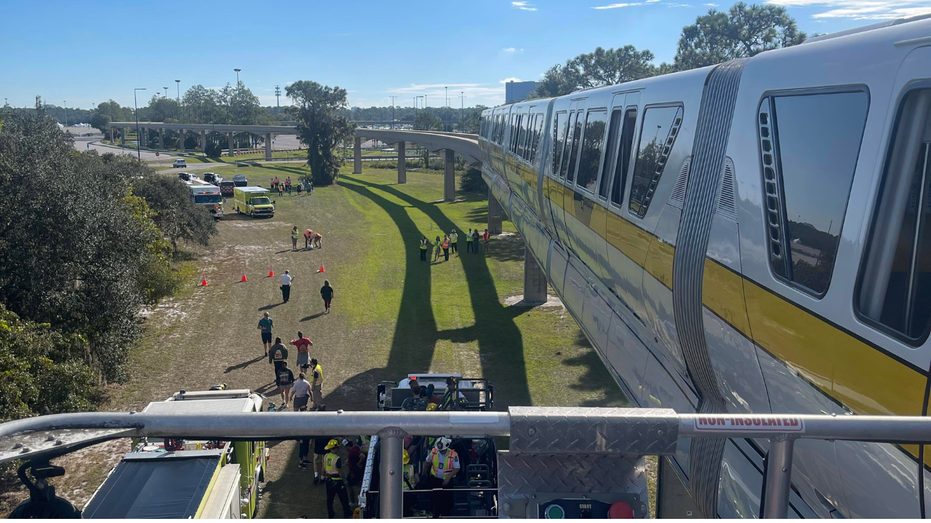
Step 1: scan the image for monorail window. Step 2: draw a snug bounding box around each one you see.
[762,90,868,296]
[553,112,568,177]
[611,108,638,206]
[600,110,624,199]
[564,112,584,183]
[509,113,521,152]
[628,105,682,218]
[857,88,931,343]
[576,109,608,194]
[530,113,545,162]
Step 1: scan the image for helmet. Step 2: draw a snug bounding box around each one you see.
[325,439,339,450]
[435,437,451,452]
[402,450,410,464]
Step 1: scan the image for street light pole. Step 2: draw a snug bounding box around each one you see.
[445,86,448,108]
[234,68,241,84]
[134,88,146,161]
[63,100,67,127]
[175,80,180,102]
[163,86,168,98]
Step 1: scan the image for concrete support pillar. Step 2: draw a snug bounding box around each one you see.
[122,127,126,147]
[444,149,455,202]
[397,141,406,184]
[353,136,362,174]
[228,132,234,157]
[158,128,163,150]
[265,133,272,161]
[523,243,548,305]
[179,129,185,153]
[109,127,114,144]
[488,188,503,235]
[200,130,206,152]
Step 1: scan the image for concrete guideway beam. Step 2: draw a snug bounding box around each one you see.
[488,189,503,235]
[353,136,362,174]
[397,141,406,184]
[523,243,548,305]
[444,149,456,202]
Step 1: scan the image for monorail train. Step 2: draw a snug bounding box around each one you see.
[478,15,931,519]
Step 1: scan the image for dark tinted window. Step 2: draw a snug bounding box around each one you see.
[509,113,520,152]
[576,110,608,194]
[564,112,584,183]
[858,88,930,341]
[629,106,681,217]
[767,91,868,295]
[553,112,568,176]
[600,110,624,199]
[530,113,545,162]
[611,108,637,206]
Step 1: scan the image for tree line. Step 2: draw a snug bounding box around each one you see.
[0,109,217,422]
[534,2,806,98]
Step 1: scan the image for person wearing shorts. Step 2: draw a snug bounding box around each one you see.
[291,372,311,411]
[275,363,294,408]
[312,404,328,484]
[257,312,273,355]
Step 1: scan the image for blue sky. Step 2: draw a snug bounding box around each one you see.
[1,0,928,110]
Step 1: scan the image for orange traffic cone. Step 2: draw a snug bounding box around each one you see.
[200,274,208,287]
[316,265,326,273]
[241,269,248,283]
[268,265,275,277]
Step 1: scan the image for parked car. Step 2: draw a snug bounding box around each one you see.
[232,174,248,187]
[172,159,187,168]
[178,172,198,182]
[203,172,222,185]
[219,180,236,197]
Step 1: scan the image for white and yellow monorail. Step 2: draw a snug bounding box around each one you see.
[479,15,931,518]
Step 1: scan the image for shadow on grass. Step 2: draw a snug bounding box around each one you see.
[259,303,282,311]
[224,354,265,374]
[337,175,532,408]
[483,234,526,264]
[300,312,325,322]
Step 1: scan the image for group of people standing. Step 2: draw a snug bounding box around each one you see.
[291,226,323,251]
[420,227,490,262]
[271,176,313,196]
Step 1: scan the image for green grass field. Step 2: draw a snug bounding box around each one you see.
[29,164,629,518]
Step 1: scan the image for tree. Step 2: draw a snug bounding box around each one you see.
[183,84,227,124]
[414,112,443,131]
[144,95,181,122]
[90,112,111,134]
[229,81,266,125]
[674,2,806,70]
[131,175,217,250]
[534,45,664,98]
[286,80,354,186]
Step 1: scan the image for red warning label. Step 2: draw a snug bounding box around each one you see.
[693,416,805,432]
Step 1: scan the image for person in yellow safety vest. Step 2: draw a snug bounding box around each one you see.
[450,229,458,254]
[433,236,442,262]
[420,235,429,263]
[324,439,352,519]
[291,226,299,251]
[310,358,323,408]
[424,437,459,488]
[402,449,419,490]
[466,228,474,253]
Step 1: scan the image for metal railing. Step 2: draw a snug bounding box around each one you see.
[3,407,931,518]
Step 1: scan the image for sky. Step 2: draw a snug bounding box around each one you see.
[1,0,929,111]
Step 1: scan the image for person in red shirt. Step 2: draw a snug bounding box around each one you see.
[482,229,490,253]
[290,331,313,370]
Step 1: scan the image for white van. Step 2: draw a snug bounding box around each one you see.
[173,159,187,168]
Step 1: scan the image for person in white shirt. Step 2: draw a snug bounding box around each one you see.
[291,373,311,411]
[280,270,294,303]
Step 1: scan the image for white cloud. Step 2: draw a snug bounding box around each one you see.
[666,2,693,6]
[500,77,523,84]
[593,2,643,7]
[500,47,525,53]
[765,0,931,19]
[704,2,719,5]
[512,1,538,10]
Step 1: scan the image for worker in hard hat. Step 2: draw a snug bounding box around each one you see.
[423,437,459,516]
[323,439,352,519]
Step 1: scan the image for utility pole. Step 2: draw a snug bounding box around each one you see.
[275,85,281,112]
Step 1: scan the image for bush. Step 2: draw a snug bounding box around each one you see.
[460,167,488,193]
[204,141,223,158]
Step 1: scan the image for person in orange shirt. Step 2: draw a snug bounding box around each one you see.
[442,235,450,261]
[304,229,313,249]
[312,231,323,249]
[482,229,490,254]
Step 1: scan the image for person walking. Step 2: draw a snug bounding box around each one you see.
[310,358,324,408]
[312,231,323,249]
[324,439,352,519]
[291,226,299,251]
[483,229,490,254]
[466,228,474,253]
[304,229,313,249]
[268,337,288,373]
[420,235,429,262]
[298,406,311,468]
[280,270,294,303]
[257,312,273,356]
[320,280,334,313]
[450,229,459,254]
[442,235,450,262]
[291,372,311,411]
[312,405,328,484]
[472,229,480,254]
[433,236,441,262]
[275,363,294,408]
[290,331,313,370]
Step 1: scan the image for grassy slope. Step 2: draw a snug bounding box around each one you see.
[15,164,627,518]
